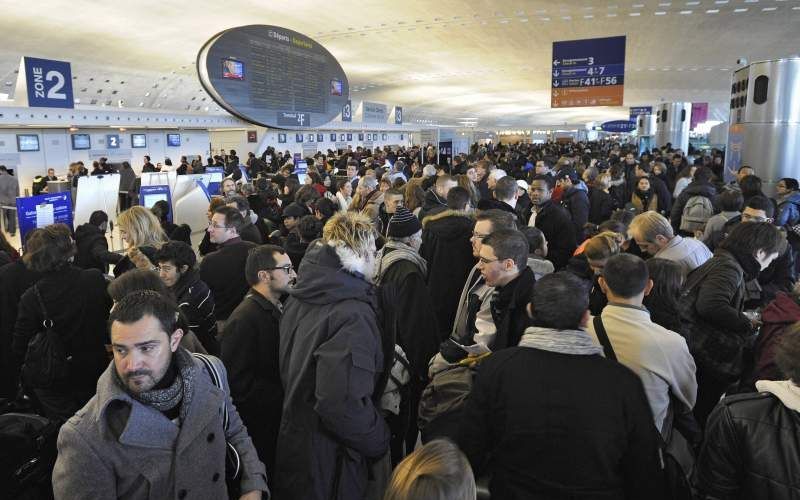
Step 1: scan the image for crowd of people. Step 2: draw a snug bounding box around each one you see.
[1,138,800,499]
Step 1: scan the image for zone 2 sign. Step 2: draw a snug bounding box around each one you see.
[21,57,74,109]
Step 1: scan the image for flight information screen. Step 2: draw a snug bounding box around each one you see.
[198,25,349,129]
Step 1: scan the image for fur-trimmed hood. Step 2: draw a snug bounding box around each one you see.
[288,239,375,306]
[421,209,474,228]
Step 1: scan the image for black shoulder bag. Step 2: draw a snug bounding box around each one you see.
[593,316,694,500]
[22,286,70,389]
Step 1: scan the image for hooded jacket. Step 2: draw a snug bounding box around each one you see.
[776,191,800,227]
[561,186,590,243]
[529,200,578,271]
[74,223,123,273]
[419,209,476,341]
[417,188,448,222]
[669,180,717,232]
[274,241,390,500]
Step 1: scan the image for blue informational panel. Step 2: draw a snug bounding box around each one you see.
[205,167,224,195]
[15,192,73,246]
[629,106,652,120]
[342,100,352,122]
[23,57,74,109]
[551,36,626,108]
[395,106,403,125]
[106,134,120,149]
[139,185,172,223]
[601,120,637,133]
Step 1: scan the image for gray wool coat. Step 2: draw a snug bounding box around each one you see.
[52,352,269,500]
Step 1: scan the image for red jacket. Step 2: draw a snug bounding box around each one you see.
[741,292,800,390]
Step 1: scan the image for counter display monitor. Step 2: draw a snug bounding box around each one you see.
[17,134,39,152]
[166,133,181,147]
[131,134,147,148]
[197,25,349,129]
[71,133,91,150]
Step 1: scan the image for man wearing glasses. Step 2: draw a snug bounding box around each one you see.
[221,245,295,488]
[199,206,256,331]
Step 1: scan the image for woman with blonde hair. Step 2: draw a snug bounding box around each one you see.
[114,205,167,277]
[572,231,623,315]
[384,440,476,500]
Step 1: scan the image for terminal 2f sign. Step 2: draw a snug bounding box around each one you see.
[15,57,74,109]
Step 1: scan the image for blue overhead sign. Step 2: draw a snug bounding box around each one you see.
[551,36,626,108]
[395,106,403,125]
[342,100,352,122]
[629,106,652,119]
[22,57,74,109]
[16,192,73,247]
[601,120,637,133]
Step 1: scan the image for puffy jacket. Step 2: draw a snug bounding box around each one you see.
[588,187,615,225]
[670,181,717,232]
[695,391,800,500]
[776,191,800,227]
[74,223,122,273]
[561,186,590,243]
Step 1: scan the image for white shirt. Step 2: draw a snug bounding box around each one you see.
[587,303,698,432]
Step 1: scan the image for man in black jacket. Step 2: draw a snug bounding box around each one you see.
[670,166,717,233]
[376,207,440,460]
[222,244,295,485]
[74,210,123,274]
[457,272,665,500]
[418,175,458,222]
[226,195,263,245]
[555,168,590,243]
[153,241,218,355]
[199,207,256,326]
[527,175,577,270]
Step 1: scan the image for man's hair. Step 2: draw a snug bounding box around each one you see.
[384,439,476,500]
[213,206,245,234]
[475,209,515,232]
[435,174,456,189]
[521,226,545,253]
[226,194,251,214]
[718,190,744,212]
[245,244,287,286]
[384,187,404,200]
[482,229,528,270]
[153,241,197,271]
[629,211,674,243]
[739,175,763,197]
[446,186,471,210]
[358,175,378,191]
[531,272,588,330]
[637,162,652,174]
[109,290,180,339]
[693,166,714,183]
[776,323,800,384]
[494,176,518,201]
[23,224,76,273]
[315,198,337,219]
[531,174,555,191]
[297,215,320,242]
[745,195,775,219]
[602,254,649,298]
[737,165,754,173]
[89,210,109,227]
[107,268,169,302]
[720,221,784,258]
[780,178,800,192]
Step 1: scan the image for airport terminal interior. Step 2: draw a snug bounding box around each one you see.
[1,1,800,499]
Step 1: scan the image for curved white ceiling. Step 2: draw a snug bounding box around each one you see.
[0,0,797,129]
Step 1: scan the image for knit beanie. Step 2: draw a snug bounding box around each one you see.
[387,207,422,238]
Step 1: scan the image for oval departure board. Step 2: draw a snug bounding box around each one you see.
[197,25,349,129]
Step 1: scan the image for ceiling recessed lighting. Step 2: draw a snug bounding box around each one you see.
[607,12,618,16]
[744,0,758,2]
[686,1,700,4]
[632,3,645,7]
[584,14,595,17]
[655,11,667,14]
[520,18,528,22]
[561,15,572,19]
[793,6,800,9]
[715,0,728,3]
[679,9,693,13]
[629,12,641,15]
[541,17,551,20]
[762,6,777,10]
[706,8,719,12]
[734,7,748,11]
[658,2,671,5]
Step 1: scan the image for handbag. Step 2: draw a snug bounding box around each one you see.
[593,316,694,500]
[192,353,241,498]
[22,286,70,389]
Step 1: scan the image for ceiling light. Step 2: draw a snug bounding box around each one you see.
[562,15,572,19]
[607,12,618,16]
[706,8,719,12]
[655,11,667,14]
[520,18,528,22]
[658,2,671,5]
[629,12,641,15]
[632,3,645,7]
[762,6,777,10]
[686,1,700,4]
[734,7,748,11]
[540,17,551,20]
[584,14,594,17]
[679,10,693,13]
[715,0,728,3]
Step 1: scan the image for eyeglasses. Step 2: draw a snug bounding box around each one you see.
[471,231,490,240]
[265,264,294,274]
[742,213,769,223]
[207,221,230,230]
[155,265,176,273]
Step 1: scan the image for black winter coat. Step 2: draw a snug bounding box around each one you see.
[199,238,256,320]
[239,222,263,245]
[12,266,111,399]
[490,267,535,351]
[274,241,390,500]
[74,223,122,273]
[458,345,666,500]
[417,188,448,223]
[172,270,218,355]
[588,187,615,225]
[669,180,717,232]
[530,200,577,271]
[419,210,476,340]
[221,290,283,480]
[561,187,590,243]
[695,392,800,500]
[0,261,40,398]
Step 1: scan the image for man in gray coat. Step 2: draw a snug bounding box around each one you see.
[0,165,19,235]
[52,291,269,500]
[274,212,390,500]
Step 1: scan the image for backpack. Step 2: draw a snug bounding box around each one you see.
[680,195,714,233]
[21,286,70,389]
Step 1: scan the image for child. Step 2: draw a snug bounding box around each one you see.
[522,226,554,280]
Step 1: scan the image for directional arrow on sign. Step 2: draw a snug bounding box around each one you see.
[553,70,560,77]
[553,81,560,87]
[553,60,561,66]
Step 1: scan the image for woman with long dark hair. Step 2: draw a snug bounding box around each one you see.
[643,258,684,333]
